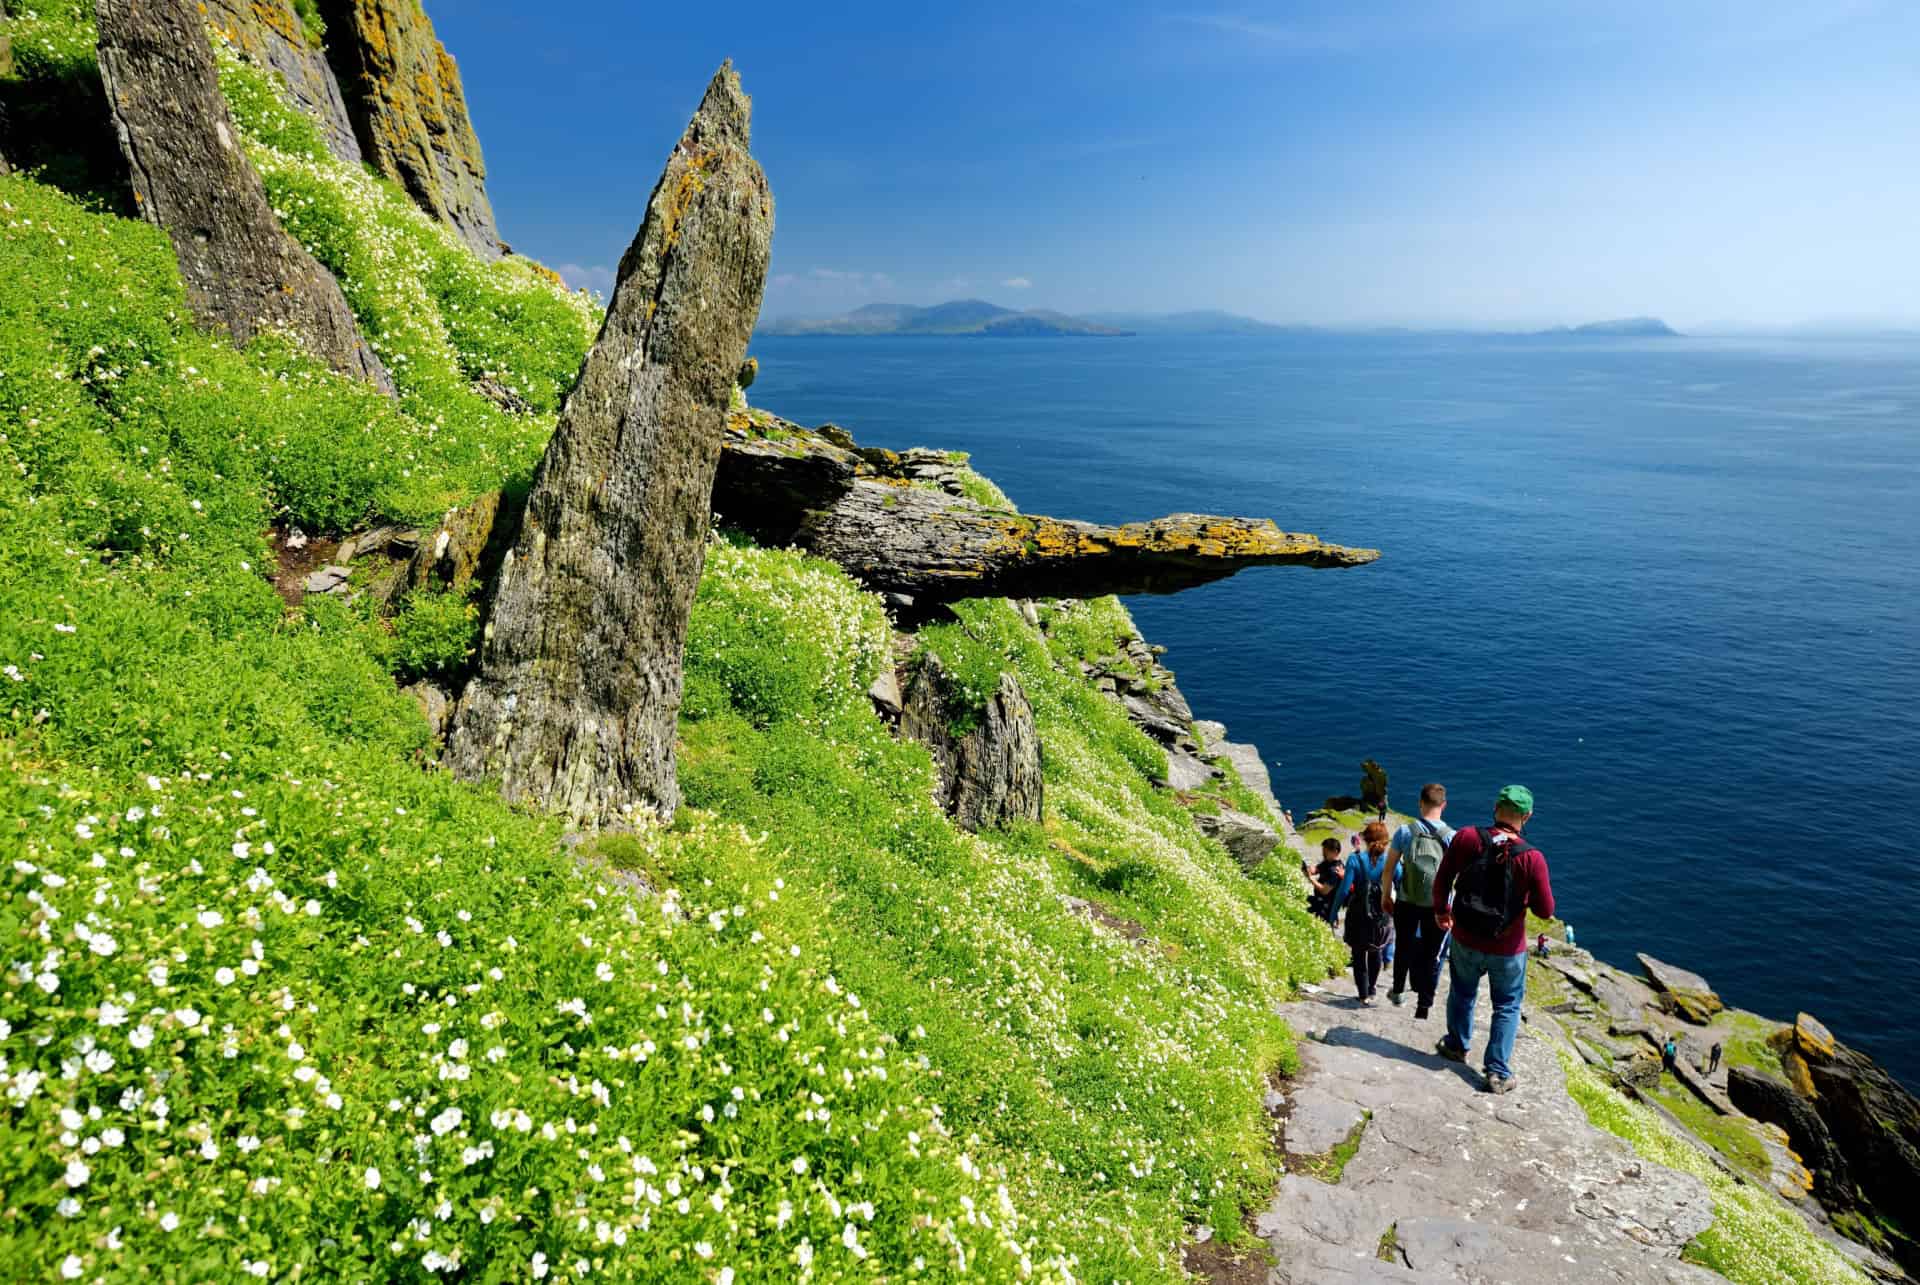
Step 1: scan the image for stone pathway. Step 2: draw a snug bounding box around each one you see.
[1259,968,1724,1284]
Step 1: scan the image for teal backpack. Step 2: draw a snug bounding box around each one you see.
[1400,819,1448,908]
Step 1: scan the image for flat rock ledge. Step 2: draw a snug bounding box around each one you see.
[1637,953,1724,1025]
[1266,975,1721,1285]
[714,414,1377,606]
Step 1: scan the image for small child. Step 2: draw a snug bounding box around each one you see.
[1303,838,1344,925]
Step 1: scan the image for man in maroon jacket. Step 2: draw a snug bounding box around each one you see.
[1431,785,1554,1094]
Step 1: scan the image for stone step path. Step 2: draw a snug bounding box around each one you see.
[1260,967,1725,1284]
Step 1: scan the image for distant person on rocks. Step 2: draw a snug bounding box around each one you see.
[1535,933,1551,957]
[1564,924,1576,949]
[1431,785,1554,1094]
[1381,782,1454,1018]
[1708,1042,1723,1074]
[1662,1037,1678,1075]
[1303,837,1345,925]
[1333,821,1395,1006]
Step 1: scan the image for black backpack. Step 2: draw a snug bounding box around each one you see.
[1344,856,1390,947]
[1451,827,1533,939]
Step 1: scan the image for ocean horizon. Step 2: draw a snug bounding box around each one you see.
[752,330,1920,1088]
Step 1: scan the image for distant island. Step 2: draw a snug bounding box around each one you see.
[1539,317,1681,337]
[758,299,1131,337]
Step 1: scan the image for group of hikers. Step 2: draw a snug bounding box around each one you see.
[1301,782,1554,1095]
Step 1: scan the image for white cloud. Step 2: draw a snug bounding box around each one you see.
[1001,276,1034,289]
[555,263,616,297]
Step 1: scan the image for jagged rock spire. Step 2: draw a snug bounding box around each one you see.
[445,64,774,826]
[93,0,392,391]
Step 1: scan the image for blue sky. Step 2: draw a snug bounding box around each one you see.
[430,1,1920,327]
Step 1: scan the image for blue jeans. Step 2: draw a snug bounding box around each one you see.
[1444,944,1527,1080]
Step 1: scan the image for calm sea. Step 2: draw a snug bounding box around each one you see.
[750,332,1920,1086]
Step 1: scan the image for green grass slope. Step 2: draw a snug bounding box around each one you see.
[0,12,1344,1280]
[0,10,1858,1283]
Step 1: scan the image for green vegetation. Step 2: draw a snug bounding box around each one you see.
[1558,1049,1866,1284]
[1376,1222,1400,1263]
[1199,750,1279,828]
[0,12,1865,1283]
[1716,1009,1788,1079]
[1524,954,1576,1010]
[0,14,1348,1278]
[948,461,1014,511]
[681,572,1344,1270]
[1831,1208,1912,1264]
[1291,1112,1369,1185]
[1645,1077,1771,1181]
[390,585,481,682]
[291,0,326,45]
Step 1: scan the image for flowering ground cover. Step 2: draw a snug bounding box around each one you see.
[0,7,1865,1281]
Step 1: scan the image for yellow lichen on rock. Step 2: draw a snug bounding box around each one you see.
[1794,1012,1837,1063]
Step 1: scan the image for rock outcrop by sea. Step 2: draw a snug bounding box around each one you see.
[715,411,1378,610]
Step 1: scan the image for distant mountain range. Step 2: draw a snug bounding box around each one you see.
[757,302,1685,340]
[757,300,1130,337]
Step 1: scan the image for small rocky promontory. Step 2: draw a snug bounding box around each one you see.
[716,412,1378,608]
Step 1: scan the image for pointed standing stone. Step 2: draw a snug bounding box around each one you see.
[445,65,773,825]
[93,0,392,391]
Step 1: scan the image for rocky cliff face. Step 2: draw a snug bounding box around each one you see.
[94,0,391,390]
[202,0,361,162]
[317,0,502,259]
[445,65,772,825]
[717,413,1378,609]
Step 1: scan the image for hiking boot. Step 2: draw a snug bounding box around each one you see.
[1388,989,1406,1006]
[1414,1003,1431,1020]
[1486,1073,1517,1095]
[1435,1038,1467,1064]
[1359,995,1377,1008]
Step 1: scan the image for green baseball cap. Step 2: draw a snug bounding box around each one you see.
[1497,784,1535,814]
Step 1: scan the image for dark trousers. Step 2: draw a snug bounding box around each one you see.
[1350,943,1383,999]
[1391,901,1446,1004]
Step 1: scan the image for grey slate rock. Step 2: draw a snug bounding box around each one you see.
[1637,953,1715,998]
[317,0,504,258]
[445,65,772,825]
[1165,748,1216,793]
[1196,805,1280,870]
[1266,970,1721,1285]
[898,653,1043,832]
[202,0,362,164]
[1123,691,1190,744]
[94,0,392,393]
[302,565,351,594]
[867,667,903,721]
[1217,738,1281,815]
[402,679,452,738]
[1283,1086,1365,1155]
